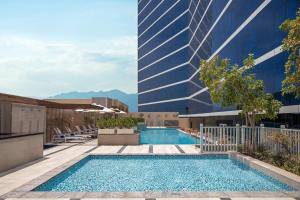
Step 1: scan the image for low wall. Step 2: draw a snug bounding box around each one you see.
[98,133,139,145]
[128,112,179,127]
[0,133,43,173]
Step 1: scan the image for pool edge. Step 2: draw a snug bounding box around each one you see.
[2,151,300,199]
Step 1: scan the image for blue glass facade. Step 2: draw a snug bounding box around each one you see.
[138,0,300,115]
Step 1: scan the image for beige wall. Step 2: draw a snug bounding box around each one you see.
[128,112,179,127]
[178,117,220,130]
[11,103,46,134]
[0,102,12,133]
[178,115,241,130]
[0,134,43,173]
[98,133,139,145]
[0,103,46,141]
[178,118,190,129]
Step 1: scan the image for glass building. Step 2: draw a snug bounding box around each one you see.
[137,0,300,122]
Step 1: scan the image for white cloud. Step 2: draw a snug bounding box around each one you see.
[0,35,137,98]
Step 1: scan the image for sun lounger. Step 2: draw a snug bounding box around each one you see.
[75,125,88,134]
[82,125,97,136]
[52,128,86,143]
[88,124,98,132]
[52,129,66,143]
[75,125,96,137]
[65,126,91,138]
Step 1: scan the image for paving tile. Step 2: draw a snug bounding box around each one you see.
[43,145,71,156]
[89,145,123,154]
[19,192,45,198]
[285,191,300,197]
[153,145,181,154]
[0,191,25,198]
[231,198,295,200]
[39,192,66,198]
[6,198,69,200]
[61,192,86,198]
[83,198,145,200]
[178,145,200,154]
[122,145,149,154]
[157,198,220,200]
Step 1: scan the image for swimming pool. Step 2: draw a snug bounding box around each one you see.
[140,128,199,144]
[35,155,294,192]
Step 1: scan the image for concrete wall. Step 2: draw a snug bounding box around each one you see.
[178,115,242,131]
[98,133,139,145]
[0,102,45,172]
[0,103,46,140]
[11,103,46,134]
[0,102,12,133]
[178,118,190,130]
[0,133,43,173]
[128,112,179,127]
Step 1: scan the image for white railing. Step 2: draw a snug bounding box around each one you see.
[199,124,300,156]
[200,125,239,152]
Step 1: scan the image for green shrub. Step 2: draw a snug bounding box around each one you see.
[96,117,144,129]
[238,144,300,176]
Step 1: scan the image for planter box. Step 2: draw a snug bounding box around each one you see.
[98,129,115,134]
[98,128,139,145]
[117,129,134,134]
[98,133,139,145]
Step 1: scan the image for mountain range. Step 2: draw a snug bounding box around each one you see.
[48,89,138,112]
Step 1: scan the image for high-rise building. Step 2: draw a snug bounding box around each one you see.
[137,0,300,122]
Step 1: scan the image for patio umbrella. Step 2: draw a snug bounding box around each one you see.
[102,107,115,113]
[91,103,115,113]
[75,109,85,112]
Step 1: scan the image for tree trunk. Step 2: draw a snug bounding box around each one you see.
[249,112,257,151]
[245,113,249,126]
[248,113,255,127]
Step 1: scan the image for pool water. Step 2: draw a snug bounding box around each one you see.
[35,155,294,192]
[140,128,199,144]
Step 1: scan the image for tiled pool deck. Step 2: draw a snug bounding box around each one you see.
[0,140,300,200]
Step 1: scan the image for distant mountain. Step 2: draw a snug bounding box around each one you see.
[48,89,138,112]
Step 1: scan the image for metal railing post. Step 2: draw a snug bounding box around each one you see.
[241,125,246,146]
[235,124,240,151]
[260,124,265,145]
[279,125,286,153]
[200,123,203,153]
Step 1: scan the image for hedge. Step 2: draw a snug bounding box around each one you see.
[97,117,144,129]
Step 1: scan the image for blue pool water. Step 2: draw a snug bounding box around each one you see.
[35,155,294,192]
[140,128,199,144]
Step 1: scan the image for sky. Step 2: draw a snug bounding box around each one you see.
[0,0,137,98]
